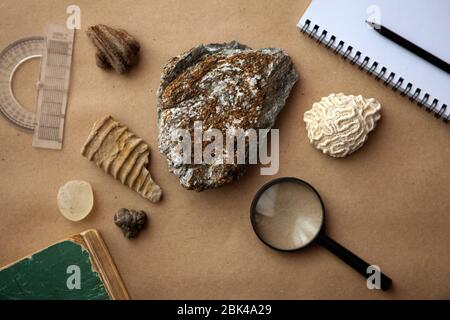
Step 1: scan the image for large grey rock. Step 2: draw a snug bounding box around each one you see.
[157,41,298,191]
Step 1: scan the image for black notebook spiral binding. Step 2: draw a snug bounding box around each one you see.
[299,19,449,123]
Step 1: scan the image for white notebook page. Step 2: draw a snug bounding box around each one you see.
[298,0,450,119]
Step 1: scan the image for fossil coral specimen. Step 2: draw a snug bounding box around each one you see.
[304,93,381,158]
[157,41,298,191]
[81,115,162,203]
[114,208,147,239]
[86,24,140,74]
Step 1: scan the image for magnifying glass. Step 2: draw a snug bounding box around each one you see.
[250,177,392,290]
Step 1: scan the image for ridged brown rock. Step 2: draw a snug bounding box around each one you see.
[86,24,140,74]
[157,41,298,191]
[81,116,162,203]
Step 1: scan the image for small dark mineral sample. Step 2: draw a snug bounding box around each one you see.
[114,208,148,239]
[86,24,140,74]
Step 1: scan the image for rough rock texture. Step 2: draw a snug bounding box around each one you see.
[114,208,148,239]
[304,93,381,158]
[157,41,298,191]
[81,116,162,203]
[86,24,140,74]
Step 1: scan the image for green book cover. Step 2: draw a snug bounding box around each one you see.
[0,230,127,300]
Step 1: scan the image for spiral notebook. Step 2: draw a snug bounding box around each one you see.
[298,0,450,123]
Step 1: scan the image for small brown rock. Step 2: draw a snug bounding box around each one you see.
[86,24,140,74]
[114,208,148,239]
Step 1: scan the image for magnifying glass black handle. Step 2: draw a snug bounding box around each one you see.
[319,235,392,291]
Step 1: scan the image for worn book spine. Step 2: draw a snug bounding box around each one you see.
[0,229,130,300]
[78,230,130,300]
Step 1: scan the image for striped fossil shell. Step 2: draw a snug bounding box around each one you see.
[304,93,381,158]
[86,24,140,74]
[81,116,162,203]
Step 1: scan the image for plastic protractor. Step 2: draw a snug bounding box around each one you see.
[0,37,44,131]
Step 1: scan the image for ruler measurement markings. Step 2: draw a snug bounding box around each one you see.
[42,86,67,94]
[0,27,72,148]
[47,40,70,54]
[42,86,67,93]
[34,26,73,148]
[41,112,63,117]
[41,100,63,115]
[38,123,60,129]
[41,99,61,111]
[39,114,61,127]
[38,127,60,141]
[45,67,67,80]
[47,53,70,67]
[42,89,64,101]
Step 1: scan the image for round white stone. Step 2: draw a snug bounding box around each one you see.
[57,180,94,221]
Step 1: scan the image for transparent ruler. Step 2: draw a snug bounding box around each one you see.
[0,24,74,150]
[32,25,74,150]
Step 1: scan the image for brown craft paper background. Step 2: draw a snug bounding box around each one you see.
[1,0,449,299]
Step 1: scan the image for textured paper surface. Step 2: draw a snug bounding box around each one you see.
[0,0,449,299]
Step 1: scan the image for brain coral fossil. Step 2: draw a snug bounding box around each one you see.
[86,24,140,74]
[304,93,381,158]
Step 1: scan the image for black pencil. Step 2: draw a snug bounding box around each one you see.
[366,21,450,74]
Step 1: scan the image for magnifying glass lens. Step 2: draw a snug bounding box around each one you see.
[252,180,324,251]
[251,178,393,290]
